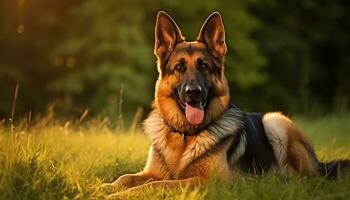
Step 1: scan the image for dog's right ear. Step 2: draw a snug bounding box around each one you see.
[154,11,184,75]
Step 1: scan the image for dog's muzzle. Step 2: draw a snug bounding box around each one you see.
[176,83,209,125]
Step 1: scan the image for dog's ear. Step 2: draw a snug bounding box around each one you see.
[197,12,227,58]
[154,11,184,74]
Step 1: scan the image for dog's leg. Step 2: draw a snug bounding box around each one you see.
[262,112,319,176]
[101,172,154,192]
[107,177,201,199]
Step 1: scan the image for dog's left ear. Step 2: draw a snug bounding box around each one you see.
[197,12,227,58]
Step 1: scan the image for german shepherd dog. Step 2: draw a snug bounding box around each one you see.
[104,11,349,197]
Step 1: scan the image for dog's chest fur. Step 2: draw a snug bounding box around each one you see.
[143,108,245,179]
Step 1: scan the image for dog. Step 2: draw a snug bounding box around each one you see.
[104,11,349,197]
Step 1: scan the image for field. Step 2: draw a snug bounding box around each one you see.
[0,113,350,200]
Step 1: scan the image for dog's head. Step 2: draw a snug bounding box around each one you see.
[153,11,230,134]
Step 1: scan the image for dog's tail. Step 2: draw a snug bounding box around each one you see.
[318,160,350,179]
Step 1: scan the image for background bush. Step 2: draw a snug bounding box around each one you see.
[1,0,349,123]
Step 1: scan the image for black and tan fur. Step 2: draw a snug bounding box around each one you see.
[104,11,349,198]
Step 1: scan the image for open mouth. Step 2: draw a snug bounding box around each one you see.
[178,99,207,125]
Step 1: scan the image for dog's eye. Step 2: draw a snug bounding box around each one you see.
[198,63,209,71]
[174,64,185,73]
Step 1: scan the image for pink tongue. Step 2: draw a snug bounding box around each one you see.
[185,103,204,125]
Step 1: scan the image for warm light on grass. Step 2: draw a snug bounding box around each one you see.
[0,113,349,199]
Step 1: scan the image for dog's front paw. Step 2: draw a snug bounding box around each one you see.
[101,175,135,193]
[112,174,136,189]
[103,174,143,192]
[102,173,154,197]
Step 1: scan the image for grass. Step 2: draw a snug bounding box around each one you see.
[0,113,350,200]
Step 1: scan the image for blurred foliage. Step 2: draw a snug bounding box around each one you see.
[249,0,350,112]
[0,0,349,121]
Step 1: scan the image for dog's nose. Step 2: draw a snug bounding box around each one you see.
[185,85,202,98]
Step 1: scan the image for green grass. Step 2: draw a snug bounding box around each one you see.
[0,113,350,200]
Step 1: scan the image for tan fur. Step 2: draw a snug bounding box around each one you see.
[143,108,244,180]
[262,112,319,176]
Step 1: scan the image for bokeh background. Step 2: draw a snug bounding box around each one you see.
[1,0,349,125]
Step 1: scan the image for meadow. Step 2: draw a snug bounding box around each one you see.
[0,113,350,200]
